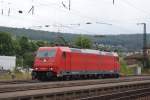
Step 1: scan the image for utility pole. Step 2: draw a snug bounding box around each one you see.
[137,23,148,68]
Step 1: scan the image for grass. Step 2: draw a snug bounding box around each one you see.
[0,73,12,80]
[120,59,133,76]
[0,72,31,81]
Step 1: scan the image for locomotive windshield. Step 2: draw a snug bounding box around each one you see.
[36,49,56,58]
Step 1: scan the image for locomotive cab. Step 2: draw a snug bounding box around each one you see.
[32,47,57,80]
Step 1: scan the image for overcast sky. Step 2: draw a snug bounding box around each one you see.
[0,0,150,35]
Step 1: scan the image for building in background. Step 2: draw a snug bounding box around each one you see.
[0,56,16,70]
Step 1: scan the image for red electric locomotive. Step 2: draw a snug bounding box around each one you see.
[32,46,120,80]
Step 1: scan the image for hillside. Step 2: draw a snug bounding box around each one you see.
[0,26,150,52]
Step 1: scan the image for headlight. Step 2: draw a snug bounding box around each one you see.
[35,67,38,70]
[50,67,53,70]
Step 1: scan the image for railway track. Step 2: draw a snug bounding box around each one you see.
[0,75,148,85]
[0,75,150,94]
[80,86,150,100]
[0,80,39,85]
[1,79,150,100]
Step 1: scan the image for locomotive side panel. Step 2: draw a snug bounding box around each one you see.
[83,54,99,71]
[68,52,118,75]
[70,52,85,71]
[98,55,115,72]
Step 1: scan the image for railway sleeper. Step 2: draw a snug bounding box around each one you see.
[3,82,150,100]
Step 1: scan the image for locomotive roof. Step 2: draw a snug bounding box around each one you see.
[59,47,118,57]
[70,48,118,57]
[39,47,118,57]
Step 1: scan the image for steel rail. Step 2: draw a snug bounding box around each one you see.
[80,87,150,100]
[0,80,39,85]
[1,80,150,100]
[0,75,149,85]
[0,76,150,94]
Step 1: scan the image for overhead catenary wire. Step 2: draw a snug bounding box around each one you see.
[1,0,150,22]
[108,0,150,23]
[29,22,99,35]
[46,1,136,34]
[34,0,112,26]
[121,0,150,16]
[0,0,132,34]
[25,0,141,34]
[60,23,106,35]
[1,0,149,34]
[1,0,140,25]
[28,0,113,34]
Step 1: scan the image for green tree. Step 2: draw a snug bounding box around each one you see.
[23,52,34,68]
[0,32,15,55]
[75,35,92,49]
[120,58,133,75]
[18,36,30,55]
[12,39,21,56]
[30,41,38,52]
[36,40,49,47]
